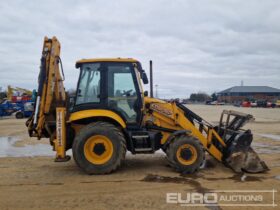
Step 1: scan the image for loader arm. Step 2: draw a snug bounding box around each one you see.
[26,36,68,161]
[144,98,268,173]
[145,99,225,161]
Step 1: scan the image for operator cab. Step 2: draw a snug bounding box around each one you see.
[73,58,148,125]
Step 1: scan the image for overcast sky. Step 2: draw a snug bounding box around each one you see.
[0,0,280,98]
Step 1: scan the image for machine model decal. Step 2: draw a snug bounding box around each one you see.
[56,111,63,147]
[150,103,173,117]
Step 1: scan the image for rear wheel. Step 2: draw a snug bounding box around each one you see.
[166,135,204,174]
[72,122,126,174]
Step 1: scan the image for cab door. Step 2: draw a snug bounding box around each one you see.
[106,62,143,125]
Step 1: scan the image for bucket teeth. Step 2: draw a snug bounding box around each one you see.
[225,147,269,173]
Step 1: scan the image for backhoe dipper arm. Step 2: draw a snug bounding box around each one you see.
[26,36,68,161]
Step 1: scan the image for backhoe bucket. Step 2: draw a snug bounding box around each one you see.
[225,147,268,173]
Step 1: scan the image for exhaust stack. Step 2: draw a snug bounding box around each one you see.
[149,60,153,98]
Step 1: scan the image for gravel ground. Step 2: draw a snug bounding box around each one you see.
[0,105,279,210]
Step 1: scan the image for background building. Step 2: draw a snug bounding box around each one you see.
[217,86,280,103]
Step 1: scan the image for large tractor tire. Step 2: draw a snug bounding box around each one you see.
[72,122,126,174]
[166,135,205,174]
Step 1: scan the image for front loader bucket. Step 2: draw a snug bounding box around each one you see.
[216,110,269,173]
[223,130,269,173]
[225,147,269,173]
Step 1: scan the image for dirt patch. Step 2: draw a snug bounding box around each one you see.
[0,105,279,209]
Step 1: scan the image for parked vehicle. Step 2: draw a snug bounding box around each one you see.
[15,101,34,119]
[206,100,225,105]
[242,101,251,107]
[0,100,20,117]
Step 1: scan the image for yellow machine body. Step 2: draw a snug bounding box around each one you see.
[26,36,268,174]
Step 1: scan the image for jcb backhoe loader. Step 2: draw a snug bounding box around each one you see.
[26,37,268,174]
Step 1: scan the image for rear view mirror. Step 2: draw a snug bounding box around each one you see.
[142,72,149,84]
[144,91,148,97]
[67,95,76,112]
[77,89,82,97]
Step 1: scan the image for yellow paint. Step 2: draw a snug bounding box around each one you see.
[7,85,32,101]
[69,109,126,128]
[27,36,66,139]
[84,135,113,165]
[54,107,66,159]
[212,129,227,147]
[160,132,170,144]
[76,58,139,65]
[144,96,166,104]
[143,99,225,161]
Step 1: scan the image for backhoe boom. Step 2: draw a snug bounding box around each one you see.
[26,36,68,161]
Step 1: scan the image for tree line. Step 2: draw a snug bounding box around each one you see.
[189,92,217,102]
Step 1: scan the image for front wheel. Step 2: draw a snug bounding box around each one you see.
[72,122,126,174]
[166,135,205,174]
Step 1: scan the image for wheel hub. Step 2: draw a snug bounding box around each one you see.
[93,143,106,156]
[180,148,193,161]
[176,144,198,165]
[84,135,113,165]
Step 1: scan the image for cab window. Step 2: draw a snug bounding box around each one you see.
[107,63,138,123]
[76,63,101,105]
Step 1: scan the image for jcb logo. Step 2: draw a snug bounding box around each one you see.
[150,103,173,117]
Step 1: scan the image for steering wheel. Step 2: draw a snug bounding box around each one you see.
[122,89,133,96]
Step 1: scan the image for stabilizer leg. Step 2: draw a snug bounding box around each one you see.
[54,107,71,162]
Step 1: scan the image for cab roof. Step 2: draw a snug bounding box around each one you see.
[76,58,139,67]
